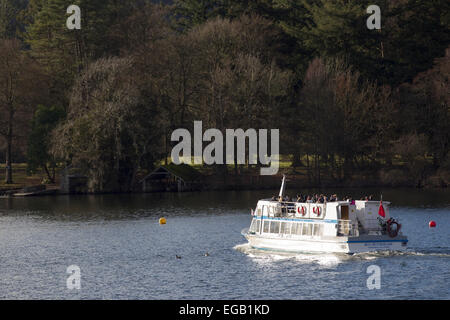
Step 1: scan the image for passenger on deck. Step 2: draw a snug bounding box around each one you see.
[306,196,313,203]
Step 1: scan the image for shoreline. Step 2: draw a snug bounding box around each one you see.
[1,180,447,198]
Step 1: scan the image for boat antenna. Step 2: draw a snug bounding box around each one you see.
[278,174,286,201]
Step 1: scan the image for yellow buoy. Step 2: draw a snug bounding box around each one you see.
[159,217,167,225]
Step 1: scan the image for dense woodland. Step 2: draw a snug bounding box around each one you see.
[0,0,449,192]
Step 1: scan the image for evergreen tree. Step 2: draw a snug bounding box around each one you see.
[383,0,450,84]
[0,0,28,39]
[24,0,138,105]
[298,0,450,85]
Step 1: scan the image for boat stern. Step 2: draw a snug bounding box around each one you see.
[346,234,408,253]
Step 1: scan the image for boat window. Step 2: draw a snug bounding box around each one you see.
[313,224,323,236]
[256,220,261,233]
[291,223,298,235]
[249,219,257,232]
[271,206,276,214]
[270,221,280,233]
[294,223,302,235]
[279,221,284,233]
[302,223,312,236]
[290,223,296,234]
[263,206,269,216]
[286,222,292,234]
[263,221,270,233]
[297,223,303,235]
[257,207,262,216]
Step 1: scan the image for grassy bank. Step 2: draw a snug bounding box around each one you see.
[0,163,59,192]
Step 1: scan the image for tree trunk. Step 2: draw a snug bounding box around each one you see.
[306,154,311,184]
[44,164,55,184]
[5,119,13,184]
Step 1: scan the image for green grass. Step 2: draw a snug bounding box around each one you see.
[0,163,51,191]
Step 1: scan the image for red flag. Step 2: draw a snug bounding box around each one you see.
[378,201,386,217]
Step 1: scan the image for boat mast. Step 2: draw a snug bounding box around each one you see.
[278,174,286,201]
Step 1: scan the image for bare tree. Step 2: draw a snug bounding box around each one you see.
[300,58,394,182]
[0,39,45,184]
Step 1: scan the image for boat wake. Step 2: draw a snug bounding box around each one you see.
[234,243,354,266]
[233,243,450,266]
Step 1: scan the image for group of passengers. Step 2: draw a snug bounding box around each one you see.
[271,194,374,204]
[297,194,339,203]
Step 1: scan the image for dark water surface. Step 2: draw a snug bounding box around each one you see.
[0,188,449,299]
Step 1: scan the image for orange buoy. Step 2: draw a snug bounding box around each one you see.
[429,220,436,228]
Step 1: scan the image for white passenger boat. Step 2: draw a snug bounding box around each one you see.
[243,175,408,254]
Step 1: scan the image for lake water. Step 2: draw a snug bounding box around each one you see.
[0,188,449,299]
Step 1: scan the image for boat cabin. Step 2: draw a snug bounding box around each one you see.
[251,199,389,238]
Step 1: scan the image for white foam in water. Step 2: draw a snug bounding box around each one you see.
[234,243,450,268]
[234,243,350,266]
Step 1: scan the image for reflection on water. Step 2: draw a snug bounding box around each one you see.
[0,188,449,299]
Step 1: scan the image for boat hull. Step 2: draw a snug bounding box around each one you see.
[245,233,408,254]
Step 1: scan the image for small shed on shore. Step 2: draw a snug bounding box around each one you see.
[60,165,88,194]
[140,164,202,192]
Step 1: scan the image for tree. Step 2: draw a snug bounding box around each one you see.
[383,0,450,84]
[394,133,428,187]
[295,0,450,85]
[173,0,219,29]
[0,39,45,183]
[51,57,165,192]
[24,0,138,106]
[27,104,65,183]
[0,0,28,39]
[188,16,292,174]
[396,47,450,168]
[299,58,394,182]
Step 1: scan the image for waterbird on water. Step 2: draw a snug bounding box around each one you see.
[176,255,182,259]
